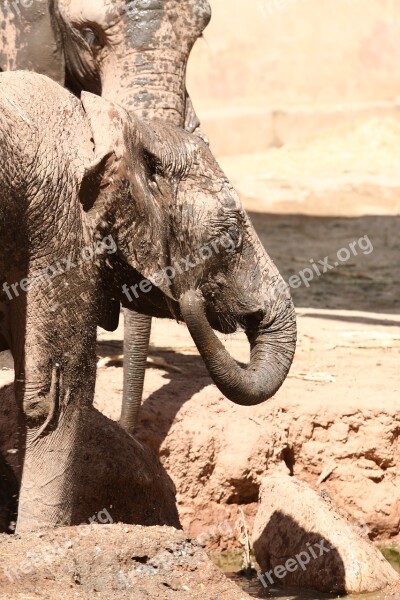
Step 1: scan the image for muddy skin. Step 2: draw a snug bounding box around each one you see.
[0,71,296,532]
[0,1,64,83]
[53,0,211,127]
[0,72,101,532]
[0,0,212,434]
[51,0,212,432]
[81,91,297,408]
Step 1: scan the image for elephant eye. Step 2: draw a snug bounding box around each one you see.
[81,26,104,51]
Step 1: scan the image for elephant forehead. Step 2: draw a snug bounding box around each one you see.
[168,0,212,35]
[123,0,210,49]
[123,0,172,49]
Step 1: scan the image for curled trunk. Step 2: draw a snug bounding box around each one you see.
[180,290,296,406]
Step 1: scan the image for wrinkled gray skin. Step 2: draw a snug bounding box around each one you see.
[0,0,211,433]
[0,71,296,532]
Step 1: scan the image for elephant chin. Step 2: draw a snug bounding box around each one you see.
[179,289,297,406]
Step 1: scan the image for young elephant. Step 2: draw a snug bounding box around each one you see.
[0,71,296,532]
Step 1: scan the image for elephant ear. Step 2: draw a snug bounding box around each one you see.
[79,93,126,332]
[80,94,178,305]
[79,92,127,213]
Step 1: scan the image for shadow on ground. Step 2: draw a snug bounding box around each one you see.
[96,340,210,453]
[253,511,346,595]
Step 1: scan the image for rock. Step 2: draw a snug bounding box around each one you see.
[0,524,251,599]
[0,384,180,531]
[252,474,400,594]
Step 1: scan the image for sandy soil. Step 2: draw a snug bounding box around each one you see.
[0,525,251,600]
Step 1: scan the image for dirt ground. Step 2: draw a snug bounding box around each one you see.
[0,525,251,600]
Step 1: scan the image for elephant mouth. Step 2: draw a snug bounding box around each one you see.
[204,303,265,336]
[204,306,238,335]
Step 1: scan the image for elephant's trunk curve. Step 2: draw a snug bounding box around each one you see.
[180,290,297,406]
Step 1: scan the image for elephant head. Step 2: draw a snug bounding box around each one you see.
[81,93,297,405]
[52,0,211,130]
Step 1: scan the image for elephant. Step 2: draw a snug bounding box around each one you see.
[0,0,209,130]
[0,70,296,532]
[0,0,212,433]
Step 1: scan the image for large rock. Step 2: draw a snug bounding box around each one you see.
[0,524,251,599]
[0,383,180,531]
[252,474,400,594]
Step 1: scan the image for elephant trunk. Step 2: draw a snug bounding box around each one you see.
[180,290,296,406]
[120,310,152,433]
[101,49,197,130]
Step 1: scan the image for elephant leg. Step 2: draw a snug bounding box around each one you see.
[16,384,92,533]
[9,288,97,533]
[120,309,152,434]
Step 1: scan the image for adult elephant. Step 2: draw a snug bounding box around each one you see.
[0,72,296,532]
[0,0,211,433]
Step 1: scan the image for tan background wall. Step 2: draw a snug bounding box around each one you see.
[187,0,400,154]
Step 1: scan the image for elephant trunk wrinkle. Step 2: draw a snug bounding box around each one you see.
[120,311,152,434]
[101,50,188,126]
